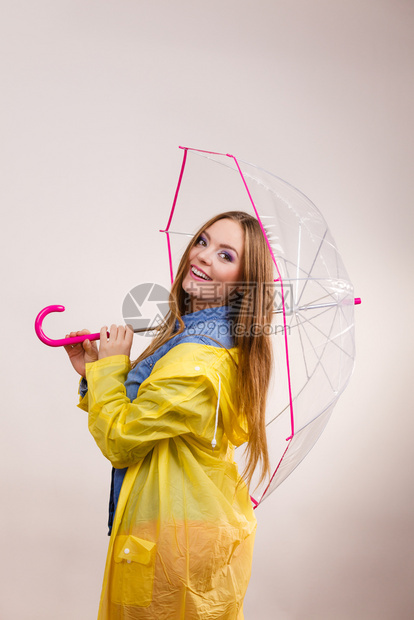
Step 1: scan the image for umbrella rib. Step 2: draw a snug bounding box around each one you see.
[265,308,342,427]
[296,228,329,307]
[294,308,354,359]
[281,293,337,330]
[265,312,328,425]
[275,291,350,316]
[295,224,302,305]
[299,307,338,393]
[163,230,193,237]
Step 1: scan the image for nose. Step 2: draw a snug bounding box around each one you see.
[196,246,213,264]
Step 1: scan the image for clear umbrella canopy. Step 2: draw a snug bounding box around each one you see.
[160,147,358,506]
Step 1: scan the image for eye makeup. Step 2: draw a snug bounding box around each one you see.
[219,250,233,262]
[196,231,238,261]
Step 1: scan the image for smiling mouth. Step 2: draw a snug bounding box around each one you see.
[190,265,212,281]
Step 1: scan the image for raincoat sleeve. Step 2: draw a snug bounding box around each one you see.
[80,353,230,469]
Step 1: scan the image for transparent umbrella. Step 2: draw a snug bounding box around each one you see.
[160,146,360,507]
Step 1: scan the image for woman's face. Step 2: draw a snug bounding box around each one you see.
[182,218,245,312]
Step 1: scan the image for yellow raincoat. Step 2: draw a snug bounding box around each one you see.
[78,342,256,620]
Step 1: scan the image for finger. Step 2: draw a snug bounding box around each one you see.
[69,331,85,341]
[64,333,78,351]
[100,326,108,342]
[109,324,118,340]
[67,331,86,345]
[125,324,134,346]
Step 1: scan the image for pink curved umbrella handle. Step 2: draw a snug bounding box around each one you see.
[35,305,108,348]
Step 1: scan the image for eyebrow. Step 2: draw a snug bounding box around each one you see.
[202,230,239,257]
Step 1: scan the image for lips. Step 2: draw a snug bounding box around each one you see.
[190,265,212,281]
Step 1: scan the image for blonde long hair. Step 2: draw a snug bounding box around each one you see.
[132,211,274,489]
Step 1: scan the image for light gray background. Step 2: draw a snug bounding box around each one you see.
[1,1,413,618]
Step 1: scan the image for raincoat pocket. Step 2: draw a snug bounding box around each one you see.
[111,535,157,606]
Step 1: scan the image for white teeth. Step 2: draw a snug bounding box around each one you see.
[191,266,211,280]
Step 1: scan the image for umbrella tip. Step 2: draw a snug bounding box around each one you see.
[354,297,362,305]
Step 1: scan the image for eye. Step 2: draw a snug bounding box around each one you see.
[219,251,233,262]
[196,235,207,246]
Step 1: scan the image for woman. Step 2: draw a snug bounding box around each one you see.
[65,211,274,619]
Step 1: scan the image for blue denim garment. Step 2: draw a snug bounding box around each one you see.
[79,305,235,534]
